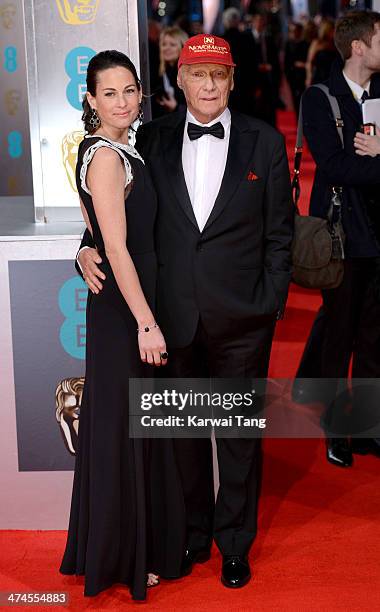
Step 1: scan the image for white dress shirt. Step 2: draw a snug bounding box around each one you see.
[182,107,231,232]
[342,71,370,106]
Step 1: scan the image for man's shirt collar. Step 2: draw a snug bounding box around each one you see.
[342,71,370,102]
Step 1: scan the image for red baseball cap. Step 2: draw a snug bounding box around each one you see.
[178,34,236,69]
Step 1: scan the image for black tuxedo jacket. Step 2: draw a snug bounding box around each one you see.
[79,109,294,348]
[302,59,380,258]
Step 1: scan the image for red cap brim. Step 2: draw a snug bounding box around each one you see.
[178,56,236,68]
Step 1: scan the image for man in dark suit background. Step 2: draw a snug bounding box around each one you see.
[293,11,380,467]
[244,10,282,125]
[222,7,260,115]
[78,34,293,588]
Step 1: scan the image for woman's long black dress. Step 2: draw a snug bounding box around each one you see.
[60,135,185,600]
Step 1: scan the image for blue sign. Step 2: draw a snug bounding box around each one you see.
[4,46,18,73]
[65,46,96,110]
[8,131,23,158]
[58,276,87,359]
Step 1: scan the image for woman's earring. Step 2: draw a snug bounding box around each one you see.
[137,103,144,124]
[128,103,143,146]
[89,108,101,129]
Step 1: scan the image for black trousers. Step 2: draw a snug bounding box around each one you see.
[296,258,380,434]
[166,316,276,557]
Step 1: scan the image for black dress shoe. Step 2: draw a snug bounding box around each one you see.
[221,556,251,588]
[180,548,211,577]
[326,438,353,467]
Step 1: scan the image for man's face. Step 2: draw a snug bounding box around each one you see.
[362,23,380,73]
[252,15,265,33]
[178,63,234,124]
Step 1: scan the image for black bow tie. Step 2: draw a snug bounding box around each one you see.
[187,121,225,141]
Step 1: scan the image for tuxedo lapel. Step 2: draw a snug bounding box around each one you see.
[203,112,259,232]
[329,62,364,128]
[161,116,199,230]
[338,92,363,127]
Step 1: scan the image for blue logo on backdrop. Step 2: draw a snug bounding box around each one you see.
[4,46,18,72]
[65,46,96,110]
[8,131,23,158]
[59,277,87,359]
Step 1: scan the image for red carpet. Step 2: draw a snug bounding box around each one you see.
[1,111,379,610]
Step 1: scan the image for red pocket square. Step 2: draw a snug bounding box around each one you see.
[247,171,259,181]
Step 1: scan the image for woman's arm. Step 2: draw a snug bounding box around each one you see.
[86,147,166,366]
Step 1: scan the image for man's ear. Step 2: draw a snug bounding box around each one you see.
[177,66,184,91]
[229,67,235,92]
[351,39,363,57]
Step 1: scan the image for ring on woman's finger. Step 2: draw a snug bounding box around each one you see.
[160,351,168,359]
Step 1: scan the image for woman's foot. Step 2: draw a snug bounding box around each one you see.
[147,573,160,587]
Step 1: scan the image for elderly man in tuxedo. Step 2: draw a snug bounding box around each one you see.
[78,35,293,588]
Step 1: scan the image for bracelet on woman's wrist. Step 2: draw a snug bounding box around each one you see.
[137,322,159,333]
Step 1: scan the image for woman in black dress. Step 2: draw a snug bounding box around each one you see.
[305,19,338,87]
[60,51,185,601]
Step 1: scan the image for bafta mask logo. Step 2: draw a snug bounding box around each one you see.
[55,377,84,455]
[55,0,99,25]
[62,130,84,191]
[0,3,16,29]
[7,175,20,195]
[4,89,21,115]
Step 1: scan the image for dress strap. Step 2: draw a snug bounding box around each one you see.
[80,139,134,196]
[84,134,144,163]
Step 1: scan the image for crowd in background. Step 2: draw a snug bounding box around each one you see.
[147,2,343,125]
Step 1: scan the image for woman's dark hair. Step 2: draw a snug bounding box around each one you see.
[82,50,141,133]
